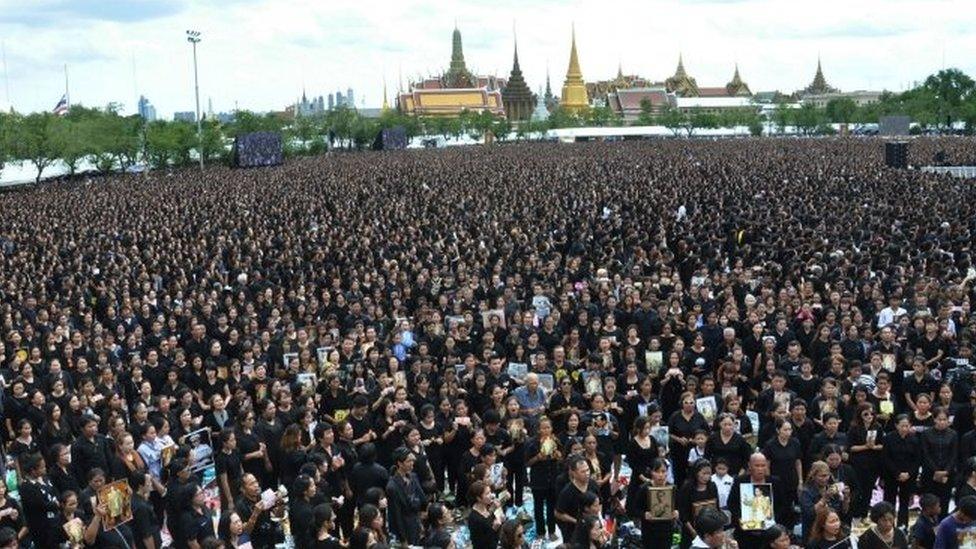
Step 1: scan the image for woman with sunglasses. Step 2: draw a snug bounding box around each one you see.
[848,402,883,521]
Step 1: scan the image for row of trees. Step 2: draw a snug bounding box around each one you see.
[2,69,975,183]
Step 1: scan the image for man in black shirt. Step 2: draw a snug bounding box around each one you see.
[177,485,215,549]
[236,473,280,548]
[19,453,60,549]
[386,447,426,544]
[71,415,111,481]
[129,471,162,549]
[555,455,599,541]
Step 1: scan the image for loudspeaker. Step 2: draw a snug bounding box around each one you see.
[885,141,908,169]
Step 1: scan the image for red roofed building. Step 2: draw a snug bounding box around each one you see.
[607,87,675,121]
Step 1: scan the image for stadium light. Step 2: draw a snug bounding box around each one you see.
[186,30,204,171]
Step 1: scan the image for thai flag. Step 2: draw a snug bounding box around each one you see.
[53,94,68,116]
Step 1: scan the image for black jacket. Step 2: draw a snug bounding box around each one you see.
[882,431,922,478]
[385,472,425,545]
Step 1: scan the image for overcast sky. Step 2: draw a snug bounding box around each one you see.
[1,0,974,118]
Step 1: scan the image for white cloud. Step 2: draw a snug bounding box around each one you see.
[0,0,974,117]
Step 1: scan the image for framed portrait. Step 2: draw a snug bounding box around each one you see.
[692,498,719,518]
[316,346,333,368]
[582,371,604,397]
[507,362,529,382]
[180,427,215,474]
[650,426,670,454]
[739,483,775,530]
[283,352,299,369]
[97,479,133,530]
[296,373,317,397]
[646,486,674,521]
[645,351,664,375]
[696,397,718,424]
[537,374,555,393]
[481,309,506,330]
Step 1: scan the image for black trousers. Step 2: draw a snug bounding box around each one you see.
[923,474,954,520]
[853,463,880,518]
[507,464,526,507]
[532,486,558,538]
[883,477,915,528]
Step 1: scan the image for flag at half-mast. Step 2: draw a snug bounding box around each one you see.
[52,94,68,116]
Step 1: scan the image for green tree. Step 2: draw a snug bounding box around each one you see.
[794,103,822,135]
[657,107,687,136]
[9,113,60,182]
[637,98,655,126]
[144,120,176,169]
[546,107,580,129]
[585,106,619,127]
[921,68,975,129]
[687,112,718,136]
[199,118,225,163]
[51,117,90,177]
[0,111,11,175]
[824,97,858,124]
[773,102,793,134]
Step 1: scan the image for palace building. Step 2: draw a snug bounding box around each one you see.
[397,26,506,118]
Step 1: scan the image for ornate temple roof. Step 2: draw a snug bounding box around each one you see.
[444,26,476,88]
[665,53,699,97]
[502,35,536,122]
[725,64,752,97]
[804,57,838,95]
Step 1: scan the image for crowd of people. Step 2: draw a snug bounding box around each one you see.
[0,137,975,549]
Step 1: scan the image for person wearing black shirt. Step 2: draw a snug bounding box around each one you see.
[881,415,922,528]
[555,455,600,542]
[71,415,112,482]
[761,419,802,530]
[347,441,387,500]
[808,414,848,464]
[920,408,958,517]
[236,473,280,548]
[727,453,785,549]
[526,417,562,541]
[310,502,344,549]
[676,459,720,549]
[289,475,317,549]
[18,453,61,549]
[467,480,500,549]
[177,484,216,549]
[857,502,909,549]
[706,414,752,476]
[129,471,162,549]
[385,447,426,545]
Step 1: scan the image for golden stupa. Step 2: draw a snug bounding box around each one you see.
[559,25,589,113]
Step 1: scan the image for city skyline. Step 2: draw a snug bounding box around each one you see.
[0,0,974,116]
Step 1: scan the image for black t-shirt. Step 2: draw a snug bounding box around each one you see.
[467,507,498,549]
[556,479,599,523]
[215,448,243,482]
[131,494,162,549]
[177,507,215,548]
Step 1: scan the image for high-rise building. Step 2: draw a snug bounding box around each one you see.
[137,95,157,122]
[328,93,334,110]
[336,91,345,107]
[347,88,355,106]
[174,111,196,122]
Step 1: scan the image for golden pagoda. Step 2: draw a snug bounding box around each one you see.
[665,53,699,97]
[559,25,589,113]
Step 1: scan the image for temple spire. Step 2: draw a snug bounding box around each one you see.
[566,24,582,80]
[675,53,687,78]
[502,25,534,122]
[382,75,389,111]
[560,24,588,112]
[445,24,475,88]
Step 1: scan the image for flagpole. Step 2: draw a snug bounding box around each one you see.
[64,63,70,108]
